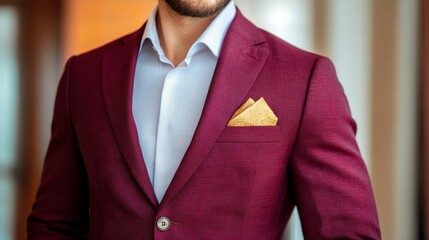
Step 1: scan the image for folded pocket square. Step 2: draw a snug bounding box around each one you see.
[227,97,278,126]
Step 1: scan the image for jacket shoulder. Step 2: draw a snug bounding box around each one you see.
[70,27,144,62]
[261,29,322,65]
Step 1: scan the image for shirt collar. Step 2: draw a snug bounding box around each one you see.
[139,1,236,59]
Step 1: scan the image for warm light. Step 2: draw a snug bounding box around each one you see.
[63,0,157,59]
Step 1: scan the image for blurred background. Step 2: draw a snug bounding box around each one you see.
[0,0,428,239]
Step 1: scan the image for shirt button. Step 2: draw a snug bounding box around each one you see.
[156,216,171,231]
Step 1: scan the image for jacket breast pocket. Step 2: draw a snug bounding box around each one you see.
[216,126,282,143]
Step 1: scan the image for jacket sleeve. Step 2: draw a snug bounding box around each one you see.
[27,57,89,239]
[288,57,381,239]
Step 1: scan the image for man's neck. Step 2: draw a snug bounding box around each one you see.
[156,1,219,67]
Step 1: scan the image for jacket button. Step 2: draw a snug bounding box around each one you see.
[156,217,171,231]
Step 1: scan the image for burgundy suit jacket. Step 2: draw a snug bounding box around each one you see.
[28,9,381,240]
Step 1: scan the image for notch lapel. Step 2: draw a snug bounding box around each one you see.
[102,27,159,208]
[161,10,269,206]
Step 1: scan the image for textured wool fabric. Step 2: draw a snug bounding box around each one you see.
[27,8,381,240]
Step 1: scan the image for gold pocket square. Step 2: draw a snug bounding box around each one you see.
[227,97,278,126]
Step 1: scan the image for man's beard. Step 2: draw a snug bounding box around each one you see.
[165,0,231,18]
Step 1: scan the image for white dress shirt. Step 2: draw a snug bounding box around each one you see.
[132,2,236,201]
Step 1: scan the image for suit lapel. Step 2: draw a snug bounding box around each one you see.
[161,10,269,205]
[102,26,159,208]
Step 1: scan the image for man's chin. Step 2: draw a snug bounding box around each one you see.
[165,0,231,18]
